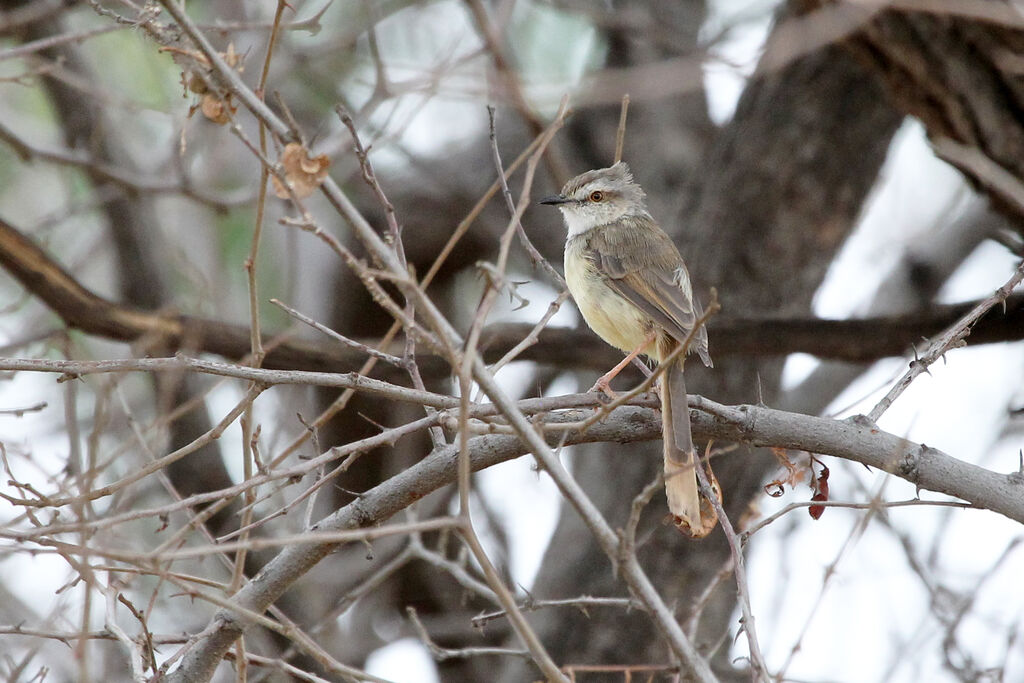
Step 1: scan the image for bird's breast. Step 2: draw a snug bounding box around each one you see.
[564,238,654,355]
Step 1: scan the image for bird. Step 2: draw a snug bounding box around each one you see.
[540,162,718,538]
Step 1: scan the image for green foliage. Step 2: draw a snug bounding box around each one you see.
[86,27,181,109]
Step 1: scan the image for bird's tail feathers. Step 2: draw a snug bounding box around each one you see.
[662,361,719,539]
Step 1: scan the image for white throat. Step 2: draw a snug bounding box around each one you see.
[560,208,600,238]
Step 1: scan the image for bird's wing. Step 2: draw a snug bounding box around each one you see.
[584,235,712,367]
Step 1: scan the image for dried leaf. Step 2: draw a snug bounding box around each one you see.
[167,43,244,120]
[272,143,331,199]
[763,447,805,496]
[773,447,804,484]
[222,42,243,70]
[808,463,830,520]
[184,71,207,94]
[808,494,827,520]
[200,93,236,124]
[675,458,721,539]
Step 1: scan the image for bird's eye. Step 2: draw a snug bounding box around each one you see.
[589,190,604,202]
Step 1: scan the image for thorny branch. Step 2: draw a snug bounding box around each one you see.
[867,259,1024,423]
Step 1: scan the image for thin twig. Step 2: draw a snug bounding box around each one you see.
[614,94,630,164]
[472,596,639,628]
[775,480,888,680]
[0,355,454,409]
[685,557,735,639]
[488,290,571,375]
[692,444,769,681]
[621,472,664,559]
[270,298,405,367]
[740,498,975,541]
[867,260,1024,423]
[407,606,530,661]
[487,105,567,288]
[447,102,575,681]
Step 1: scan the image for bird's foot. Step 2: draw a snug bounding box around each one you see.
[588,375,619,399]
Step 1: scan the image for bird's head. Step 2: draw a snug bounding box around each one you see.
[539,162,649,237]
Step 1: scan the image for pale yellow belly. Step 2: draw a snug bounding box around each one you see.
[565,248,653,356]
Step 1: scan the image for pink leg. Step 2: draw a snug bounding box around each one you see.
[590,331,657,397]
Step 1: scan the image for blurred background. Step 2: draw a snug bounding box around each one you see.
[1,0,1023,681]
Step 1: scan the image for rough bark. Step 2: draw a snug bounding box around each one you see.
[828,2,1024,224]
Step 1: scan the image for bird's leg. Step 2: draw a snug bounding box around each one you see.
[633,356,654,377]
[590,331,657,397]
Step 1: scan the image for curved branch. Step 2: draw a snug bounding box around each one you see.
[1,217,1021,373]
[0,216,373,372]
[165,398,1024,680]
[480,294,1024,364]
[691,398,1024,524]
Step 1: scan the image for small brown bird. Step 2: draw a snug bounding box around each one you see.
[541,162,718,537]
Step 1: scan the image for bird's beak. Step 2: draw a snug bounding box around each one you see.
[539,194,571,206]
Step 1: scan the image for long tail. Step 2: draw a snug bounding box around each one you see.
[662,361,718,538]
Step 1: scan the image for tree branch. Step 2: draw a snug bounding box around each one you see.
[1,216,1021,374]
[164,398,1024,680]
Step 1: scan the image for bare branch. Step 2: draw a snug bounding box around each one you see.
[867,260,1024,422]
